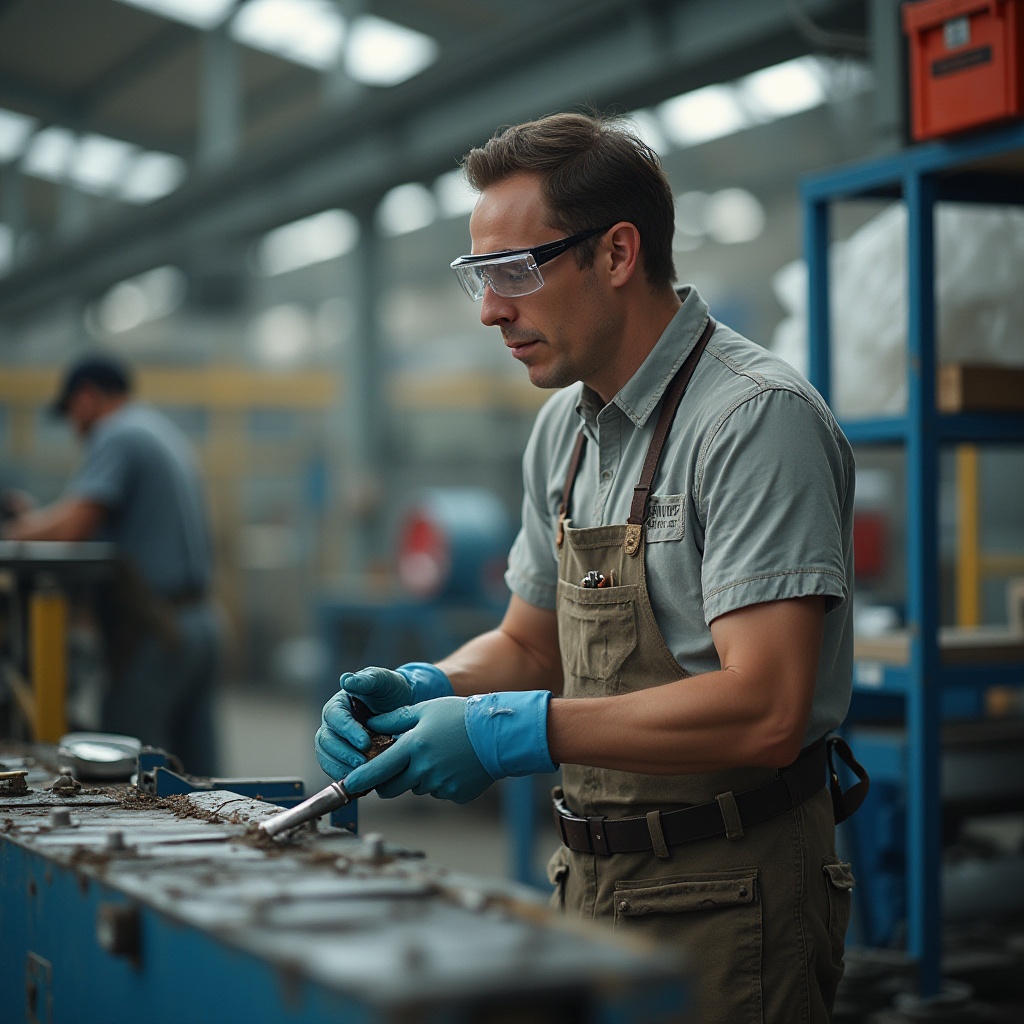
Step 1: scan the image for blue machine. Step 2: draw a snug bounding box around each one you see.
[1,743,690,1024]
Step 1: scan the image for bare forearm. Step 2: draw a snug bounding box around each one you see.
[548,668,808,775]
[2,499,104,542]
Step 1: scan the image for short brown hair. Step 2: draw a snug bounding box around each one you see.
[462,112,676,287]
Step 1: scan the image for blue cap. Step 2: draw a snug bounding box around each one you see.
[51,353,133,416]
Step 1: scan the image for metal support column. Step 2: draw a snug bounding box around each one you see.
[340,200,386,572]
[904,169,942,996]
[805,197,831,404]
[199,17,241,170]
[868,0,908,153]
[29,575,68,743]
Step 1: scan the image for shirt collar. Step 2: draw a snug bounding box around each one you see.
[575,285,710,430]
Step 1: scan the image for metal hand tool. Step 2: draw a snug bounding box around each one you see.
[258,696,378,839]
[258,778,354,838]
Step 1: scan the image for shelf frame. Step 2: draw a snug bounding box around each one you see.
[801,120,1024,998]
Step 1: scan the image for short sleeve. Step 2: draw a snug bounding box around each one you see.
[66,428,133,512]
[697,387,850,623]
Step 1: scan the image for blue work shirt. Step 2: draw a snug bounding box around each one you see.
[67,403,213,598]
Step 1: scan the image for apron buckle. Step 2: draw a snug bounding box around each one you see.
[623,522,642,556]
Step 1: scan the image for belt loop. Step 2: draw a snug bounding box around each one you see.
[716,791,745,840]
[646,810,670,859]
[588,816,610,856]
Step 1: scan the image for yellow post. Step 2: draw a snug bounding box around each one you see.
[30,575,68,743]
[955,445,981,627]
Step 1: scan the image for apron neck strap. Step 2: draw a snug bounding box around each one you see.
[556,315,716,549]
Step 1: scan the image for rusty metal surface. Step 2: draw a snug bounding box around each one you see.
[1,743,688,1016]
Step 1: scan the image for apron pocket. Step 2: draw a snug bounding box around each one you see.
[558,584,639,685]
[822,859,854,966]
[613,869,762,1024]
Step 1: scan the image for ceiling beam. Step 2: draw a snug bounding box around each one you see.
[0,0,867,320]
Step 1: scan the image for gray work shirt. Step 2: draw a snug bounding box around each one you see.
[67,403,213,598]
[505,286,856,744]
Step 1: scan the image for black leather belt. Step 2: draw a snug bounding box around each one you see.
[552,739,829,856]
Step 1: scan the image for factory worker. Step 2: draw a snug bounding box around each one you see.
[2,353,220,775]
[315,112,865,1023]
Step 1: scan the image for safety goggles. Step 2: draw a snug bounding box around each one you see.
[450,225,612,300]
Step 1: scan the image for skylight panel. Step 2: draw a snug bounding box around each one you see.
[376,183,436,236]
[71,134,139,195]
[231,0,345,70]
[739,57,827,120]
[256,209,359,276]
[22,126,77,182]
[121,151,188,203]
[658,84,751,147]
[0,107,37,163]
[117,0,235,30]
[345,15,438,87]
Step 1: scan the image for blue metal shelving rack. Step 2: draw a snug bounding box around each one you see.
[801,120,1024,997]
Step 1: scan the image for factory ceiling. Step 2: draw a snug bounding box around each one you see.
[0,0,872,322]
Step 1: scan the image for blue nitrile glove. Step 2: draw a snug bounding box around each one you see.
[314,663,454,780]
[341,690,556,804]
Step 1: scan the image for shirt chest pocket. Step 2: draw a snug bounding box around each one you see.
[557,582,639,687]
[644,493,686,543]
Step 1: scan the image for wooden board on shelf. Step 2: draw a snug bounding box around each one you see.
[855,625,1024,665]
[938,363,1024,414]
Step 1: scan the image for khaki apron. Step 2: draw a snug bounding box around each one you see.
[548,318,853,1024]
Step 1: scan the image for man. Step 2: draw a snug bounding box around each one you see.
[3,353,220,775]
[315,113,860,1022]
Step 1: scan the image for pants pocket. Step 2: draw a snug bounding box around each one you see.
[822,859,854,965]
[546,846,570,911]
[613,868,762,1024]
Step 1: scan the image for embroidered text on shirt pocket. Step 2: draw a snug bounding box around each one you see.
[645,494,685,543]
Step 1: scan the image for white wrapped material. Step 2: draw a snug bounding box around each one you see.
[772,204,1024,417]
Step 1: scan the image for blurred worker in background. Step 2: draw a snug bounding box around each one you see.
[2,353,220,775]
[315,113,863,1022]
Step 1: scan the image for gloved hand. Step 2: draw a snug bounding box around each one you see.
[340,690,557,803]
[314,663,453,779]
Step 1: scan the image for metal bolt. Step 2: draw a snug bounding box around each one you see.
[105,830,126,852]
[363,832,384,861]
[50,808,71,828]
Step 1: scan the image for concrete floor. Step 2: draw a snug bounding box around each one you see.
[215,683,552,886]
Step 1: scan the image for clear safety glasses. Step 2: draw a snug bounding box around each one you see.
[450,225,612,300]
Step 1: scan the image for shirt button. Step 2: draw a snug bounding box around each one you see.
[601,471,612,480]
[618,900,629,911]
[738,886,749,899]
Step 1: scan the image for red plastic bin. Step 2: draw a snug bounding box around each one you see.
[902,0,1024,140]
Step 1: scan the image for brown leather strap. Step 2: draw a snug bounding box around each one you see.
[556,430,588,548]
[627,315,715,530]
[558,316,716,542]
[552,737,828,856]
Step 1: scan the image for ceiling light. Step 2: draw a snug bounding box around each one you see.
[71,134,138,196]
[256,209,359,276]
[231,0,344,70]
[22,126,77,182]
[658,84,751,147]
[705,188,765,244]
[121,152,187,203]
[345,15,438,87]
[249,303,313,364]
[377,183,436,236]
[0,107,36,163]
[116,0,235,29]
[95,265,187,333]
[434,169,477,218]
[739,57,826,120]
